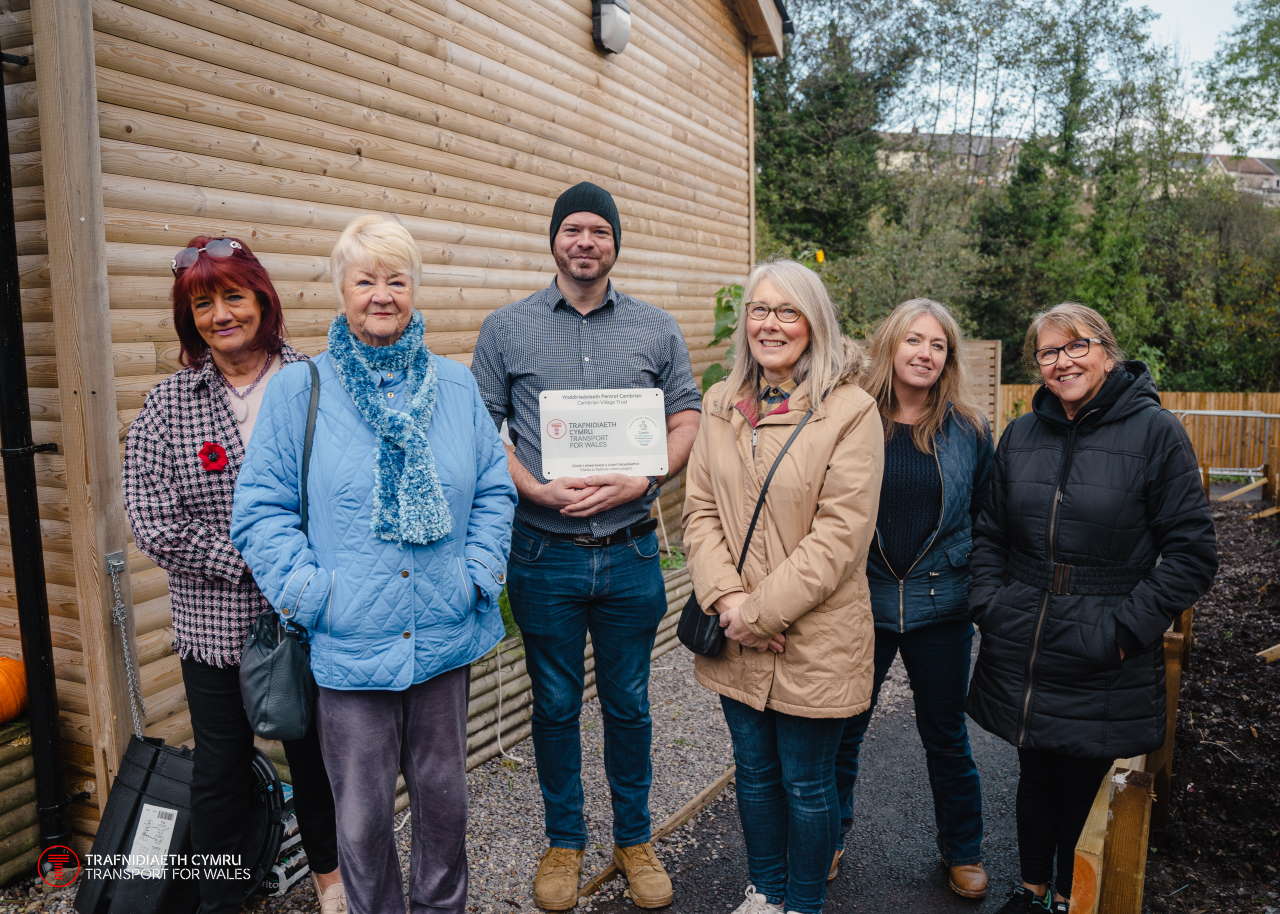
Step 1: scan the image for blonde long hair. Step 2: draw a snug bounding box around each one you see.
[864,298,984,453]
[718,260,861,411]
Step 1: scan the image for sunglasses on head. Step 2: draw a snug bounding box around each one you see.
[171,238,244,275]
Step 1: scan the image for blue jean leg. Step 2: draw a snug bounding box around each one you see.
[834,629,896,848]
[721,696,845,914]
[589,531,665,846]
[901,620,983,864]
[507,521,666,849]
[835,622,983,864]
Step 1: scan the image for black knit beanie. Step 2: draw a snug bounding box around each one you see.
[550,181,621,253]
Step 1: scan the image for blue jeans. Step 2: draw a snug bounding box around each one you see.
[835,620,983,864]
[506,519,667,849]
[720,696,845,914]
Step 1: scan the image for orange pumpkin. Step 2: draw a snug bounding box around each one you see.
[0,657,27,723]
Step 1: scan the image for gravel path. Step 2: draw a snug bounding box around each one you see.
[6,647,910,913]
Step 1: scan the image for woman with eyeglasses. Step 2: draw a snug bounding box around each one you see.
[683,260,883,914]
[123,236,346,914]
[967,303,1217,914]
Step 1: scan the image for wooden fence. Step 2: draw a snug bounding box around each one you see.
[1001,387,1280,472]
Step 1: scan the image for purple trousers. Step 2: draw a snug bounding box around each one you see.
[316,665,470,914]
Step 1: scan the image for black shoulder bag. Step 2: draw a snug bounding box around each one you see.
[240,360,321,741]
[677,410,814,657]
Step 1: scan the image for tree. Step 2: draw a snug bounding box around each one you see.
[753,0,920,257]
[1203,0,1280,150]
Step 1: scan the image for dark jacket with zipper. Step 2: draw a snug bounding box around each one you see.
[866,408,994,632]
[967,362,1217,759]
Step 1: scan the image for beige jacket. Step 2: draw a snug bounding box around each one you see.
[682,367,884,718]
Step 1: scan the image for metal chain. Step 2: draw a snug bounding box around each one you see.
[106,551,146,738]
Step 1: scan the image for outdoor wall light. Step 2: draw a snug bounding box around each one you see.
[593,0,631,54]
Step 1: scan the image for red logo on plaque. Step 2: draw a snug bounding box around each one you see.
[546,418,567,440]
[38,845,81,887]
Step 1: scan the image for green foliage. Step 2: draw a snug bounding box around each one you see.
[754,0,920,257]
[498,587,519,641]
[1203,0,1280,150]
[659,548,686,572]
[748,0,1280,393]
[701,284,742,392]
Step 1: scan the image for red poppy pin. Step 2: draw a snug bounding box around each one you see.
[198,441,228,472]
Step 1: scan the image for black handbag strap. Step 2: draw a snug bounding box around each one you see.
[735,409,813,573]
[299,359,320,536]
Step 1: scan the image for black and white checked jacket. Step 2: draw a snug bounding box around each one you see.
[123,345,305,667]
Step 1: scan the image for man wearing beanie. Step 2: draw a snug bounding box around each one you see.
[472,182,701,911]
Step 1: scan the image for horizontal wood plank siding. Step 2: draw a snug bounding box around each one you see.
[8,0,754,835]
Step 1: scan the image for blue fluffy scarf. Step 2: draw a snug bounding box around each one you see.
[327,311,452,545]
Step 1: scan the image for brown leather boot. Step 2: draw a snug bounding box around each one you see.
[612,842,673,908]
[533,846,584,911]
[948,862,990,899]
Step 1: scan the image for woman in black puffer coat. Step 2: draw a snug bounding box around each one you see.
[968,303,1217,914]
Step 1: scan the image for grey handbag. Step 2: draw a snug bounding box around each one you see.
[677,410,813,657]
[239,360,320,741]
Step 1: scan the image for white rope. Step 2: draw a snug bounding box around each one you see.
[493,643,525,765]
[656,492,672,557]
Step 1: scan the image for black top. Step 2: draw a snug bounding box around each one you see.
[878,423,941,576]
[967,362,1218,759]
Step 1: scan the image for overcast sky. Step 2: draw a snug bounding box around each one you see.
[1135,0,1270,153]
[1139,0,1240,68]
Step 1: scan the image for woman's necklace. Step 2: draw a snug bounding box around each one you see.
[219,353,274,424]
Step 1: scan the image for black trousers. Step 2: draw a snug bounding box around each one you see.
[1016,747,1113,897]
[181,657,339,913]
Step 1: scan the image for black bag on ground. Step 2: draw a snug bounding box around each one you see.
[239,360,320,741]
[677,411,813,658]
[74,739,283,914]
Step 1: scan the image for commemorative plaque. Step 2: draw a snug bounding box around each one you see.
[539,388,667,479]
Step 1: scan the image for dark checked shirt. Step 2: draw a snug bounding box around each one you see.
[471,279,702,536]
[123,344,305,667]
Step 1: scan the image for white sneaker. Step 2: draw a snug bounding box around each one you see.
[730,884,783,914]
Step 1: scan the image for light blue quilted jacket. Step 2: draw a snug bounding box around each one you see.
[231,352,515,691]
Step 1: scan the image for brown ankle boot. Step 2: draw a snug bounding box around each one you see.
[948,862,990,899]
[613,842,673,908]
[533,846,584,911]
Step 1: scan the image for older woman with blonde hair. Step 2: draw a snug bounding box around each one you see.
[968,302,1216,913]
[832,298,993,899]
[683,259,884,914]
[232,214,516,914]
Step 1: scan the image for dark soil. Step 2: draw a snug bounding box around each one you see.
[1145,501,1280,914]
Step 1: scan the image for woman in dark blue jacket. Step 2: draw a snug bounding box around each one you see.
[833,299,993,900]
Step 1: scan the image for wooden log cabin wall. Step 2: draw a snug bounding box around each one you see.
[2,0,784,849]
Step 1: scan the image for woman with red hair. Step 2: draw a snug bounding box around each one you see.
[123,237,345,914]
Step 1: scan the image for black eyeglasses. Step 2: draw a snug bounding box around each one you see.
[745,302,803,323]
[1035,337,1103,366]
[171,238,244,275]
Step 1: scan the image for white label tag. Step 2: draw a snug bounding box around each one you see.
[124,803,178,877]
[539,388,668,479]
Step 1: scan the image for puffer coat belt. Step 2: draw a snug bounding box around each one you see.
[1005,552,1152,596]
